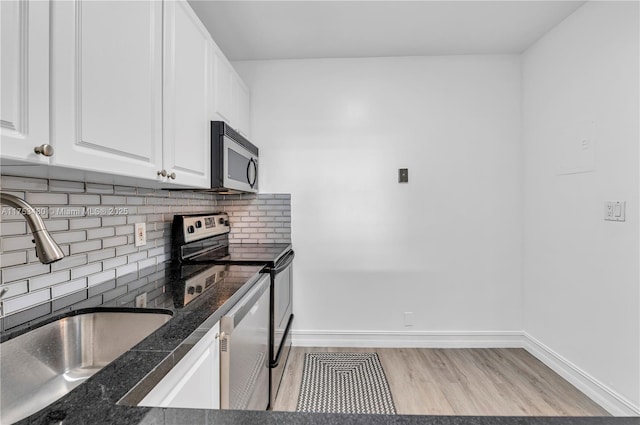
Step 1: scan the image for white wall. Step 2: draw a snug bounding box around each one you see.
[235,56,523,342]
[522,1,639,413]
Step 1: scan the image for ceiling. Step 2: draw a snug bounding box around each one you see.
[188,1,585,61]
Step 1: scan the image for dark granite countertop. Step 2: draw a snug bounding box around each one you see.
[3,263,638,425]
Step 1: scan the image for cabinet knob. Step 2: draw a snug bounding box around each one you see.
[34,144,54,157]
[216,331,226,340]
[168,172,176,180]
[157,169,167,177]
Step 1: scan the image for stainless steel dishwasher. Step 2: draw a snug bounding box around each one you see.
[220,274,270,410]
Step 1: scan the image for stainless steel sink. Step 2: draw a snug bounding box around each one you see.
[0,310,171,424]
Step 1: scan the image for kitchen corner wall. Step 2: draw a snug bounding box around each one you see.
[0,174,290,330]
[522,1,639,414]
[235,55,523,336]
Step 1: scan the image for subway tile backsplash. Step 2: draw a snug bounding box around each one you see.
[0,175,291,327]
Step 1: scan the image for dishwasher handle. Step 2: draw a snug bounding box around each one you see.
[221,275,270,333]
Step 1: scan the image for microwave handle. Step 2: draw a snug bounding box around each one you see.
[247,158,257,188]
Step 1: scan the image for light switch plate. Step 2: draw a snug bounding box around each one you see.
[604,201,626,222]
[399,168,409,183]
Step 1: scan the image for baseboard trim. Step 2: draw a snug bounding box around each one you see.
[291,329,523,348]
[291,329,640,416]
[522,332,639,417]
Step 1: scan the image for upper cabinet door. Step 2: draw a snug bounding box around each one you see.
[50,0,163,179]
[233,76,251,139]
[162,0,211,188]
[212,46,235,125]
[0,0,50,164]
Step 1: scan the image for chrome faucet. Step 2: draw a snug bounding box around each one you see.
[0,192,64,264]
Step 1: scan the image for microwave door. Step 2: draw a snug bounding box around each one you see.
[223,136,258,193]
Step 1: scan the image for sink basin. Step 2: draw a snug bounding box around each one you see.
[0,310,172,424]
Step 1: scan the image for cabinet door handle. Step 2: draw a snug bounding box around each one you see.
[215,331,226,339]
[157,169,167,177]
[34,144,54,157]
[168,172,176,180]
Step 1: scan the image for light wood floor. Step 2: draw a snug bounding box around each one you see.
[273,347,609,416]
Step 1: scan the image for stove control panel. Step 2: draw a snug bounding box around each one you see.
[174,213,230,244]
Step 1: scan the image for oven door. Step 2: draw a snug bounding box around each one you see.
[268,250,294,407]
[223,136,258,193]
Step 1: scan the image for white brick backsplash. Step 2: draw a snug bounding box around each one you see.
[102,257,127,270]
[102,236,128,248]
[87,248,115,262]
[49,179,85,193]
[0,175,48,191]
[69,194,101,205]
[102,216,127,226]
[44,219,70,232]
[51,278,87,298]
[86,183,113,194]
[1,235,35,252]
[29,270,71,291]
[115,225,134,236]
[70,240,102,255]
[0,251,27,267]
[1,280,28,298]
[69,217,101,230]
[87,227,115,239]
[101,195,126,204]
[3,289,50,315]
[25,193,68,205]
[51,254,88,272]
[116,263,137,277]
[87,269,116,287]
[51,231,86,244]
[114,185,137,195]
[0,221,26,235]
[2,262,50,284]
[71,263,102,279]
[0,178,290,319]
[49,206,85,218]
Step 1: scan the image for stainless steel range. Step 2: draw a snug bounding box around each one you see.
[172,213,294,409]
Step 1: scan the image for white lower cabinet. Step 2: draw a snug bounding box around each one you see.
[139,322,220,409]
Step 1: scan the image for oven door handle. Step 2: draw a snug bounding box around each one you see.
[270,313,294,368]
[269,250,295,275]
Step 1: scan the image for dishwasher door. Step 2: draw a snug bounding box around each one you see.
[220,275,270,410]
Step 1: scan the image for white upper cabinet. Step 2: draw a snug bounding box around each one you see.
[0,0,51,164]
[162,0,211,188]
[50,0,164,180]
[233,76,251,139]
[212,46,235,125]
[213,45,251,138]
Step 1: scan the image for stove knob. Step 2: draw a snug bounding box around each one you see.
[195,220,202,228]
[195,285,203,293]
[187,225,195,234]
[219,218,225,225]
[187,286,195,295]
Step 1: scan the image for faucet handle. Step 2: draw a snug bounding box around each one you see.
[34,144,54,157]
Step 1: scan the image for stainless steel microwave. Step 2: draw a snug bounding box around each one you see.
[211,121,258,193]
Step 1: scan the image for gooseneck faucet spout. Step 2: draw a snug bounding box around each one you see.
[0,192,64,264]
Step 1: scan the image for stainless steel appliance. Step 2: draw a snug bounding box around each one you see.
[172,212,294,409]
[220,274,270,410]
[211,121,258,193]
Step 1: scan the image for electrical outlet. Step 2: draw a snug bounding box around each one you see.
[604,201,626,222]
[403,312,414,327]
[135,223,147,246]
[135,293,147,308]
